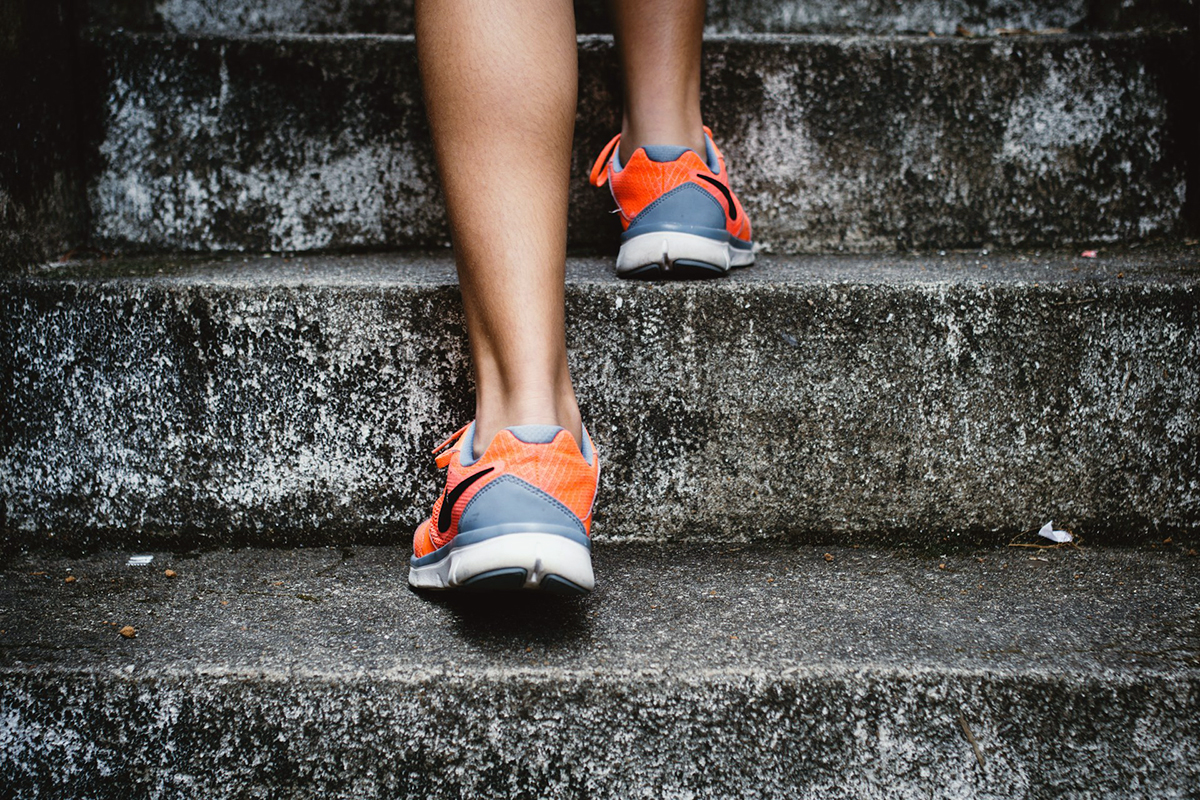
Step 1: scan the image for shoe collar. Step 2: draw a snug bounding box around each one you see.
[591,127,722,186]
[436,422,594,467]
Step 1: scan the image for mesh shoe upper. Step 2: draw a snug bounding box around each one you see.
[589,126,752,243]
[412,424,600,559]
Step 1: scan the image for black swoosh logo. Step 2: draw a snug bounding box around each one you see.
[437,467,494,533]
[696,174,738,222]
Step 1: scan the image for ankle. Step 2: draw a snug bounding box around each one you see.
[473,394,583,459]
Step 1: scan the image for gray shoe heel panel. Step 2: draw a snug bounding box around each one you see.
[458,475,587,539]
[629,182,726,233]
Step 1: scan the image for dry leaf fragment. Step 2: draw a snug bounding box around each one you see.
[823,553,834,562]
[64,575,76,584]
[119,626,136,639]
[164,569,177,578]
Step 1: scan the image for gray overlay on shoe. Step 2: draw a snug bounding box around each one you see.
[628,182,727,236]
[703,133,720,173]
[641,145,692,163]
[458,422,479,466]
[507,424,563,444]
[410,475,590,566]
[459,476,587,540]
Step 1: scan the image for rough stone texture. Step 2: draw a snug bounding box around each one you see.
[0,0,89,273]
[2,250,1198,550]
[1,544,1196,798]
[81,31,1194,255]
[87,0,1196,35]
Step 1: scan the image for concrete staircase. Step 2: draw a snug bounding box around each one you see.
[2,0,1197,797]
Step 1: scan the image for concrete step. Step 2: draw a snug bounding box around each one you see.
[90,0,1195,36]
[1,542,1196,798]
[81,31,1195,255]
[3,249,1198,550]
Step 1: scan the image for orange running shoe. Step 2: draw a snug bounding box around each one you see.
[409,422,600,593]
[589,126,754,279]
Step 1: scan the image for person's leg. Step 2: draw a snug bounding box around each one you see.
[416,0,581,456]
[609,0,707,162]
[410,0,599,594]
[590,0,753,278]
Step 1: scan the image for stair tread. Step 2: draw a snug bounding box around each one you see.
[4,246,1198,549]
[19,247,1200,286]
[3,543,1196,679]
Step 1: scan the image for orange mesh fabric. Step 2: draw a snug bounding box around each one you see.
[415,426,600,556]
[609,149,709,224]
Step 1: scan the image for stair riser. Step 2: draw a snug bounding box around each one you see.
[2,672,1194,799]
[83,33,1192,255]
[4,260,1197,548]
[91,0,1191,35]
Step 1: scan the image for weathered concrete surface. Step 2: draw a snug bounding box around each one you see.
[0,0,89,273]
[87,0,1195,35]
[1,544,1196,798]
[2,250,1198,550]
[81,32,1194,254]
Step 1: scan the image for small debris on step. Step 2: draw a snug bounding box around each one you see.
[1037,521,1072,544]
[164,569,177,578]
[127,555,154,566]
[64,575,76,584]
[1080,250,1098,258]
[998,27,1067,35]
[118,626,136,639]
[955,24,975,37]
[959,714,986,767]
[823,553,834,563]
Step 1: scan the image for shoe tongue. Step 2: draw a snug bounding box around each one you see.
[641,145,693,163]
[506,424,564,444]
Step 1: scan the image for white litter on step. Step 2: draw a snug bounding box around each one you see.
[127,555,154,566]
[1037,521,1072,544]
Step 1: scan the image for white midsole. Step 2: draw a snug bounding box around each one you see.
[616,231,755,274]
[408,532,595,591]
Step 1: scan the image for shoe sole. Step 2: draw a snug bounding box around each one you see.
[408,531,595,594]
[616,230,755,279]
